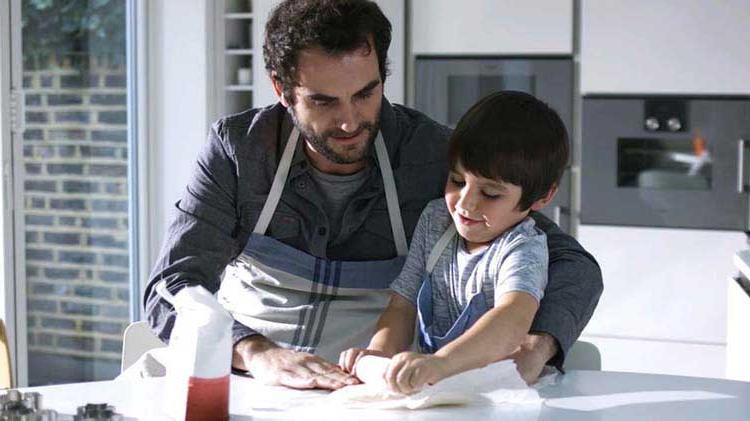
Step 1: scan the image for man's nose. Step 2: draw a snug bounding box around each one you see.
[337,103,360,133]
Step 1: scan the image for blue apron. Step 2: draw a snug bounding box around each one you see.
[218,126,409,363]
[417,225,491,354]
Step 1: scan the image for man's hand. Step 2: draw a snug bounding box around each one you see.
[338,348,389,375]
[233,336,358,390]
[507,332,558,385]
[384,352,451,395]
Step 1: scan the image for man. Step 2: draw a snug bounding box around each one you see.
[144,0,602,390]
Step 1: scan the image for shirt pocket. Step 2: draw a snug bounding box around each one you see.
[268,212,302,240]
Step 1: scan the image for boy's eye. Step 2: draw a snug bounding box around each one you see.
[482,191,501,199]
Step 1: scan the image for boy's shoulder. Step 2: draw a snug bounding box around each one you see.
[421,198,452,224]
[494,217,547,251]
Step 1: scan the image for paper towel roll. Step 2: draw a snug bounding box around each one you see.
[354,355,390,386]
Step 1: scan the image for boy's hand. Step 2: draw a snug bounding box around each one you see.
[338,348,389,375]
[384,352,451,395]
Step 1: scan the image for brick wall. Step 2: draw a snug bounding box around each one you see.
[21,57,130,383]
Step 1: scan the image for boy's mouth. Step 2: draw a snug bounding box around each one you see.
[457,214,482,226]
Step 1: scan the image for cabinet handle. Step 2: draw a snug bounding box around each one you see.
[553,206,562,226]
[738,139,749,193]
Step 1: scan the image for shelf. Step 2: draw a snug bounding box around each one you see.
[225,49,253,55]
[226,85,253,91]
[225,13,254,19]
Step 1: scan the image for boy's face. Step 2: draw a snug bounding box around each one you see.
[445,163,548,253]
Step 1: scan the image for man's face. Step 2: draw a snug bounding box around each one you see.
[279,44,383,172]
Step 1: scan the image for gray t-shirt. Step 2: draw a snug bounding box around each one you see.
[308,165,369,241]
[390,199,548,336]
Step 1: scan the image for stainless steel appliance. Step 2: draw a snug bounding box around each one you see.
[581,96,750,230]
[413,57,574,232]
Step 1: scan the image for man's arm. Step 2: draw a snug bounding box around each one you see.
[525,212,603,371]
[143,120,246,341]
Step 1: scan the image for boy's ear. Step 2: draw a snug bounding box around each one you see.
[530,185,558,212]
[270,72,290,107]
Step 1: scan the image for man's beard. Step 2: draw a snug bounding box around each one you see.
[290,109,380,165]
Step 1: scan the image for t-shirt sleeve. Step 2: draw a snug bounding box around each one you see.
[495,231,549,304]
[389,203,433,305]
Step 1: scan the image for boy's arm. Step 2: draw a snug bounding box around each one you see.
[434,292,539,378]
[368,293,417,355]
[339,293,416,373]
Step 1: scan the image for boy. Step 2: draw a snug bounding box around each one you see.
[339,91,569,394]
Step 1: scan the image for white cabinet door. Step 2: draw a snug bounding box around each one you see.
[411,0,573,55]
[578,225,744,344]
[374,0,405,105]
[581,0,750,94]
[580,335,726,379]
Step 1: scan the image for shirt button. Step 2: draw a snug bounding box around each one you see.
[318,227,327,236]
[296,180,307,190]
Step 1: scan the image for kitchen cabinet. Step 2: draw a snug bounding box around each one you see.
[578,224,746,378]
[410,0,573,55]
[581,0,750,94]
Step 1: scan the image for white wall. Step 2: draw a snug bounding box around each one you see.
[147,0,211,262]
[0,0,11,327]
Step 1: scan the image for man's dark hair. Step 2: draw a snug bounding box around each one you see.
[263,0,391,102]
[448,91,570,211]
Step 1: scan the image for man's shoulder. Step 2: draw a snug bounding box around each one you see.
[211,103,286,151]
[389,103,452,165]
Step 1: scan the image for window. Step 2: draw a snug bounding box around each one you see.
[6,0,142,386]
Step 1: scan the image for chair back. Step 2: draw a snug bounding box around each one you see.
[121,321,166,372]
[565,340,602,371]
[0,319,11,388]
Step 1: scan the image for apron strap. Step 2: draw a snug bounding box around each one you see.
[254,127,408,257]
[426,225,456,274]
[254,127,300,234]
[374,133,408,257]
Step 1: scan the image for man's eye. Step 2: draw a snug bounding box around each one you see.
[482,192,501,199]
[355,90,374,101]
[313,100,332,107]
[450,177,465,186]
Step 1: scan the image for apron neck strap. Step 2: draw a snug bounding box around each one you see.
[426,225,457,274]
[253,128,409,257]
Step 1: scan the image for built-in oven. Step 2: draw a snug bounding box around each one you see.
[581,96,750,230]
[413,57,574,232]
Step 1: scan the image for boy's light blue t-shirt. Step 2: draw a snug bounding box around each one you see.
[390,199,548,337]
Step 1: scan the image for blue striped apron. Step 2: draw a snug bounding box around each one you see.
[417,225,490,353]
[218,127,408,363]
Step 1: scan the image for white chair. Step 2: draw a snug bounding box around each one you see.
[121,321,167,372]
[565,340,601,371]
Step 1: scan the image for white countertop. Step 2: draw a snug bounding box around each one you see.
[20,370,750,420]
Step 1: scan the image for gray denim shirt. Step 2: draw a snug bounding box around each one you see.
[143,99,602,368]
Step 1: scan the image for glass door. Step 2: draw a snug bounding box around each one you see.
[7,0,140,385]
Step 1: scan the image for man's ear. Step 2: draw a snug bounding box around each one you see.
[270,72,290,107]
[530,185,558,211]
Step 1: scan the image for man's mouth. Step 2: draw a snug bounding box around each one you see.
[330,130,364,141]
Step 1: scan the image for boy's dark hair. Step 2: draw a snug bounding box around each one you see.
[263,0,391,103]
[448,91,569,211]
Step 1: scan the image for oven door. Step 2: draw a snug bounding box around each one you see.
[414,57,574,232]
[414,57,573,133]
[581,96,750,230]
